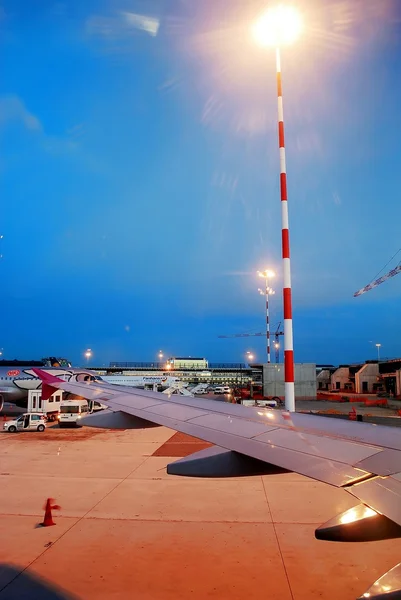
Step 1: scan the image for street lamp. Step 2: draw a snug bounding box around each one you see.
[375,343,382,361]
[274,341,280,362]
[257,269,276,364]
[252,5,303,412]
[84,348,92,364]
[158,350,164,360]
[246,351,255,362]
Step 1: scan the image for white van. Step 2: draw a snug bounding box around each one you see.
[4,413,46,433]
[58,399,90,427]
[214,386,231,395]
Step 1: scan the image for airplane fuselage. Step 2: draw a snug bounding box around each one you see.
[0,366,98,409]
[101,375,180,390]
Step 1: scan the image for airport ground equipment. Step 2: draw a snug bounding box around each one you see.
[27,389,62,421]
[58,399,90,427]
[162,382,194,397]
[3,412,46,432]
[41,498,61,527]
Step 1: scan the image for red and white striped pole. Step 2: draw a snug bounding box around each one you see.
[276,47,295,412]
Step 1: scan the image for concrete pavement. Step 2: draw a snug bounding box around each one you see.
[1,425,400,599]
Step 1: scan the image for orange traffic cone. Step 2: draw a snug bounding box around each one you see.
[348,407,357,421]
[41,498,61,527]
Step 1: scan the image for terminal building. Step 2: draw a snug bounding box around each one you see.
[324,359,401,396]
[92,358,254,387]
[88,356,401,399]
[90,357,317,399]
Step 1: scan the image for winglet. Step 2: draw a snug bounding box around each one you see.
[32,368,64,400]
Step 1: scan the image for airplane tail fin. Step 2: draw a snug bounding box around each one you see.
[32,368,64,400]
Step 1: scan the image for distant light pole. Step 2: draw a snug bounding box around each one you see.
[246,351,255,363]
[252,5,303,412]
[84,348,92,364]
[375,343,382,361]
[258,269,275,364]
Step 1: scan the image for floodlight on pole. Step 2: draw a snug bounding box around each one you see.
[375,343,382,361]
[84,348,92,363]
[252,5,303,47]
[257,269,275,364]
[252,6,303,412]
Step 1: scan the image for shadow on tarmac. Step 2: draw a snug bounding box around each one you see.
[0,564,80,600]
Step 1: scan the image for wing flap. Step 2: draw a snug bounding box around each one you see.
[253,428,382,465]
[356,449,401,476]
[347,475,401,527]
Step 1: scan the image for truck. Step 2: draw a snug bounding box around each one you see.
[27,389,63,422]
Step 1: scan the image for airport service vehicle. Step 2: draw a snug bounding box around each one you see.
[58,399,90,427]
[58,399,106,427]
[242,398,279,408]
[4,412,46,433]
[190,384,209,395]
[27,389,63,421]
[214,386,231,395]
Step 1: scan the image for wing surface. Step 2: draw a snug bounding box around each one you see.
[32,369,401,525]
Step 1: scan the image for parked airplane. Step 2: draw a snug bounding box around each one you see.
[100,374,180,390]
[33,367,401,600]
[0,361,99,411]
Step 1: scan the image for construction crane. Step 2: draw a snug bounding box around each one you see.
[273,322,284,363]
[354,248,401,297]
[218,323,284,363]
[218,333,264,338]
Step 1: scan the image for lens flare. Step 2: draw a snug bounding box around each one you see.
[252,5,303,47]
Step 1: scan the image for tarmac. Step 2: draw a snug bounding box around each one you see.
[1,422,401,600]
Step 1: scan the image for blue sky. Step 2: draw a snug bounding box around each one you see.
[1,0,401,367]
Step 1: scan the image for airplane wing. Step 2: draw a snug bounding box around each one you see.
[33,368,401,600]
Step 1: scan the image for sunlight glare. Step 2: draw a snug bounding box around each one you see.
[252,5,303,47]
